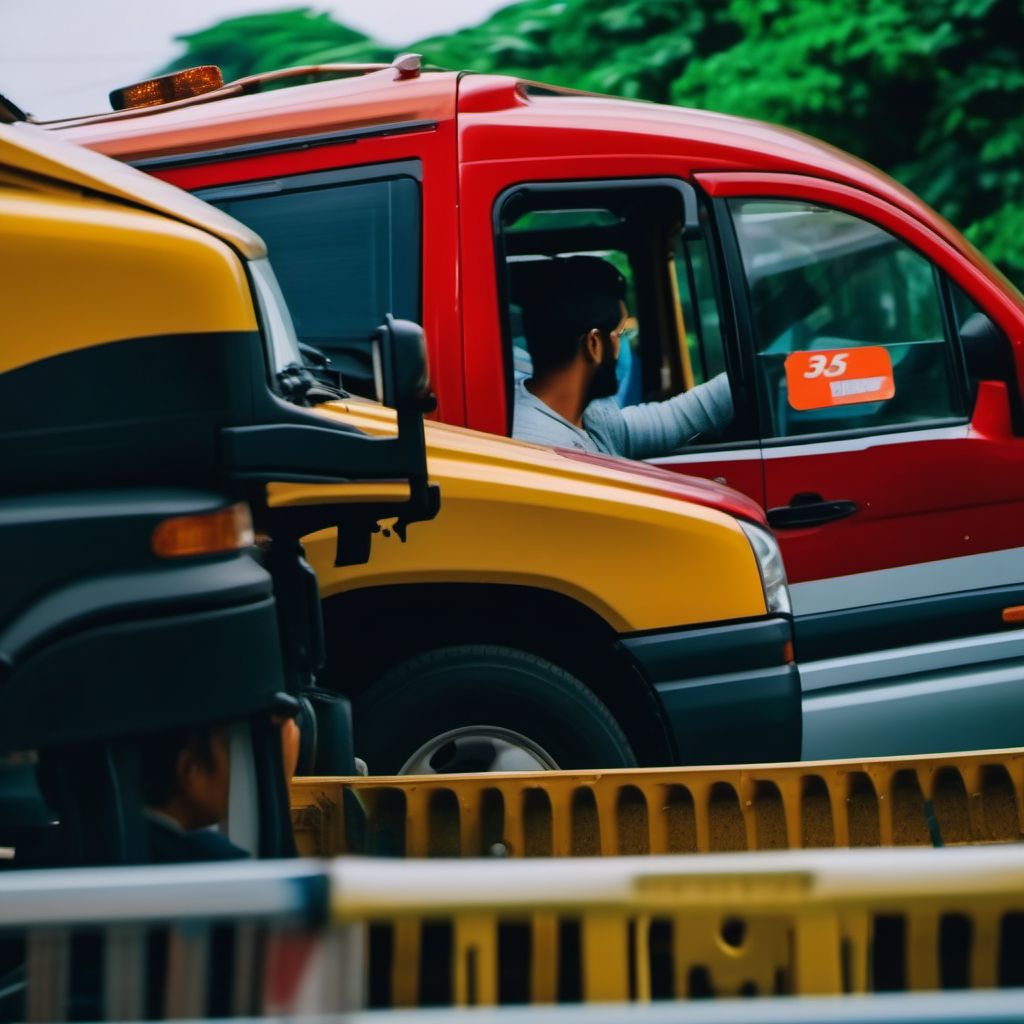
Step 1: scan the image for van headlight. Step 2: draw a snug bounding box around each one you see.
[739,521,791,616]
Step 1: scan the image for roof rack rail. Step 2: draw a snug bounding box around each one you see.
[175,51,423,99]
[39,54,424,128]
[229,61,388,93]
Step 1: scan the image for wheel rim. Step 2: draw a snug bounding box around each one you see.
[399,725,561,775]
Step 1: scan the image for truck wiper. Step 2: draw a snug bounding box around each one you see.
[298,341,330,367]
[276,362,346,404]
[298,342,346,395]
[275,362,317,402]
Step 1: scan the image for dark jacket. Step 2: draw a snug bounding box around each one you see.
[144,814,248,864]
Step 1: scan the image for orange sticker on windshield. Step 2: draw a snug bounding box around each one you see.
[785,347,895,411]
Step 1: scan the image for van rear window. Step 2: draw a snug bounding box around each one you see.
[205,164,421,396]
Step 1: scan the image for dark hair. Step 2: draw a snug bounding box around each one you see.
[139,727,218,807]
[518,256,626,377]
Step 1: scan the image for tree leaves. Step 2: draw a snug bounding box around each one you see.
[163,8,377,80]
[165,0,1024,286]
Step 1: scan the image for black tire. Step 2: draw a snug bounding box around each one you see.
[354,645,637,774]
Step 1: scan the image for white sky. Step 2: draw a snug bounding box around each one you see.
[2,0,512,119]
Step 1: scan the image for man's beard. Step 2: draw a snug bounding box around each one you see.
[586,340,619,403]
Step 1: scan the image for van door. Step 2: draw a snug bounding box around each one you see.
[462,158,765,507]
[701,172,1024,756]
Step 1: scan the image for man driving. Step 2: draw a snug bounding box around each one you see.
[513,256,733,457]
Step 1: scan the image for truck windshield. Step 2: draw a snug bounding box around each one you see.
[250,257,306,385]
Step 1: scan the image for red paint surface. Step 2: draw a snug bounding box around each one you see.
[555,448,767,525]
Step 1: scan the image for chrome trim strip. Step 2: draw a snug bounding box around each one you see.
[649,447,761,465]
[790,545,1024,616]
[762,424,969,459]
[800,627,1024,694]
[649,424,969,466]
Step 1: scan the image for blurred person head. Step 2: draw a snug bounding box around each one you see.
[521,255,628,405]
[141,711,300,832]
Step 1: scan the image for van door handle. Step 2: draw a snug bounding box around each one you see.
[767,493,858,529]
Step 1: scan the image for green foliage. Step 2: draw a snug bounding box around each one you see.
[165,0,1024,286]
[163,8,387,81]
[411,0,737,102]
[672,0,1024,288]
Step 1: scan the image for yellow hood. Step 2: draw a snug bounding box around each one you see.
[306,396,767,524]
[276,397,769,632]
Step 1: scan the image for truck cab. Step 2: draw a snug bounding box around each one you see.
[54,58,1024,761]
[29,67,809,775]
[0,111,434,866]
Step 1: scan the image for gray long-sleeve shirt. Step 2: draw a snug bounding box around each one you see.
[512,373,733,458]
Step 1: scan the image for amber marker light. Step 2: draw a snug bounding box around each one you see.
[152,503,255,558]
[109,66,224,111]
[1002,606,1024,624]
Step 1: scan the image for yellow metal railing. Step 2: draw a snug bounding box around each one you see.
[291,747,1024,858]
[328,845,1024,1005]
[6,848,1024,1013]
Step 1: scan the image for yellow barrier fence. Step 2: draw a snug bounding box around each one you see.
[329,845,1024,1005]
[291,747,1024,858]
[5,850,1023,1013]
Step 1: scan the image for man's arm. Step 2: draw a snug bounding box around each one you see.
[591,373,733,460]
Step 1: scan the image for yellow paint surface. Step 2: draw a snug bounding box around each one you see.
[285,399,766,633]
[0,190,256,372]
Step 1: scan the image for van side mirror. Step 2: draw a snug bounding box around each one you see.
[961,312,1013,385]
[372,314,436,412]
[960,311,1023,434]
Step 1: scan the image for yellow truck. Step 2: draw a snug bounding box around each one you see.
[0,100,437,865]
[0,89,795,868]
[0,90,798,1024]
[17,90,801,777]
[293,402,797,774]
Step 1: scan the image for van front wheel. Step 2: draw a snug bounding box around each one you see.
[354,645,636,775]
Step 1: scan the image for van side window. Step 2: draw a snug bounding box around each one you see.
[207,165,421,398]
[728,199,967,439]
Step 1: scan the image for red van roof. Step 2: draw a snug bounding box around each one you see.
[51,67,459,163]
[50,65,1016,302]
[52,67,949,235]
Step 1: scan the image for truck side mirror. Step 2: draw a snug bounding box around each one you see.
[372,314,435,412]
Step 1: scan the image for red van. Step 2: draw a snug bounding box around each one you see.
[58,59,1024,757]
